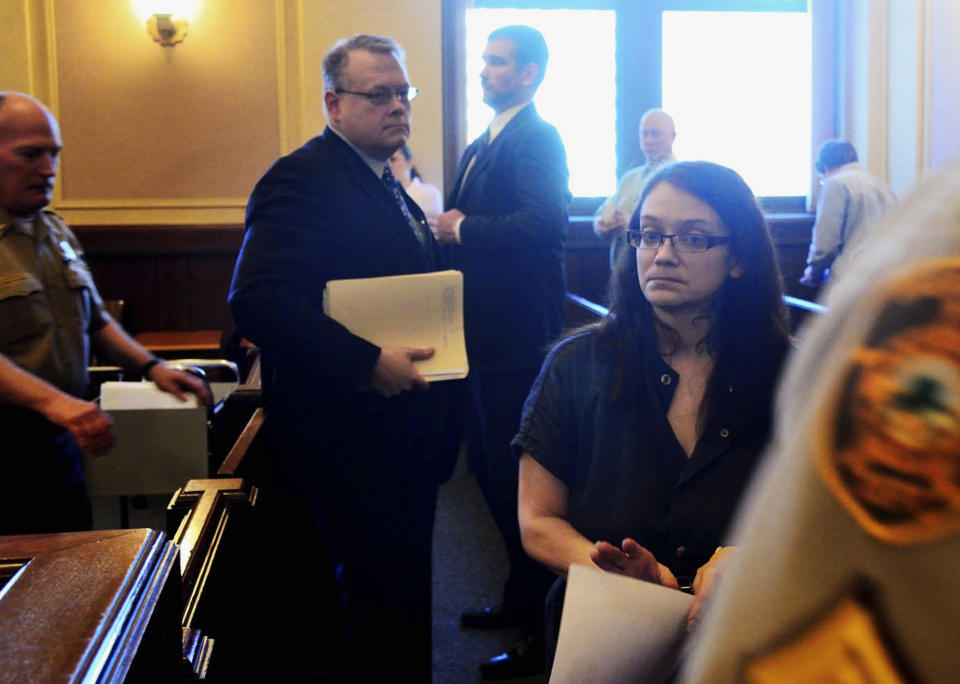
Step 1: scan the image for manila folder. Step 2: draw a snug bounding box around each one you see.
[323,269,467,381]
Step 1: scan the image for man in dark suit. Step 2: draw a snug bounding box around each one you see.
[430,24,570,679]
[229,34,453,682]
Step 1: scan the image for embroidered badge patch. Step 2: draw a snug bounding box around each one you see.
[744,593,908,683]
[816,259,960,544]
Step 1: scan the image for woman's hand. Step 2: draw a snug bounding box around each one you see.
[687,546,738,630]
[590,538,680,589]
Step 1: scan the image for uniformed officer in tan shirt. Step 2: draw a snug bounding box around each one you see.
[0,92,211,534]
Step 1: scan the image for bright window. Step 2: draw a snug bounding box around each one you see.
[461,2,812,201]
[465,8,617,197]
[662,10,811,197]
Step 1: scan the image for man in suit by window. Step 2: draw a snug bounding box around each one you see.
[229,34,455,682]
[430,24,571,679]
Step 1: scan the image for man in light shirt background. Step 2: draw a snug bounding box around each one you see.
[801,139,896,287]
[594,108,677,265]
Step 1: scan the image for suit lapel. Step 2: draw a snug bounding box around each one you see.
[447,137,483,209]
[451,104,538,208]
[323,130,429,264]
[465,138,497,188]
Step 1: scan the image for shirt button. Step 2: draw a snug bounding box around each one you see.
[719,428,730,438]
[660,374,672,385]
[676,545,686,557]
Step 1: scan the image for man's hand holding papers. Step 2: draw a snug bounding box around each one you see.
[324,270,468,383]
[371,346,434,398]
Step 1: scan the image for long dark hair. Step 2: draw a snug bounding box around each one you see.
[598,161,789,430]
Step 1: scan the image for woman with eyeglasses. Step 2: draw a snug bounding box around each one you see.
[514,160,791,672]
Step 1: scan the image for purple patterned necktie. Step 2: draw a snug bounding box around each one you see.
[382,164,428,247]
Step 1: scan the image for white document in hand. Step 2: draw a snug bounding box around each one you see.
[550,564,694,684]
[323,269,468,381]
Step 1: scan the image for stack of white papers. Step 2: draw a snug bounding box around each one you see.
[551,564,693,683]
[86,381,208,496]
[323,269,468,381]
[100,381,204,410]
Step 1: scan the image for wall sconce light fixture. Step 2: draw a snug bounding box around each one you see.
[146,13,188,47]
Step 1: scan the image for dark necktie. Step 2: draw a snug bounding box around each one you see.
[456,129,490,204]
[473,128,491,161]
[382,164,428,247]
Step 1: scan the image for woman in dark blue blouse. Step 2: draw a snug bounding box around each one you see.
[514,161,790,665]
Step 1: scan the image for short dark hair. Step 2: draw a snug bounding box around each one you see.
[322,34,406,91]
[488,25,549,87]
[0,93,6,113]
[600,161,789,429]
[395,144,421,180]
[815,139,858,174]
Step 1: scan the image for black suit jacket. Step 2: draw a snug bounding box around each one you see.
[229,129,456,479]
[447,104,570,372]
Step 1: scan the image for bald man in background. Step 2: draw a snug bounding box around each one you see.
[0,92,210,535]
[594,108,676,264]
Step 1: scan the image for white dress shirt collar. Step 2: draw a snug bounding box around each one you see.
[328,124,389,178]
[488,100,533,143]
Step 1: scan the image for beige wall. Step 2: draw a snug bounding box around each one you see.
[829,0,960,196]
[301,0,444,191]
[5,1,960,223]
[0,1,32,94]
[2,0,443,225]
[926,0,960,172]
[54,1,281,209]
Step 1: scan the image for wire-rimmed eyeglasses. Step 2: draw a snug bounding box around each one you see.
[335,86,419,106]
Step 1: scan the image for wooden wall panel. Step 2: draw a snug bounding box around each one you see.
[72,216,813,336]
[75,225,243,335]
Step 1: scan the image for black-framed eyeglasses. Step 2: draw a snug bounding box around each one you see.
[626,229,733,253]
[334,86,419,106]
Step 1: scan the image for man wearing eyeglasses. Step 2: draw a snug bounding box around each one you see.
[230,34,455,682]
[430,24,570,679]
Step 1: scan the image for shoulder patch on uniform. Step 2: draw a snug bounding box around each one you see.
[816,258,960,544]
[744,587,911,683]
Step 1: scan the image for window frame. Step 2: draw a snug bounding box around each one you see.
[443,0,814,214]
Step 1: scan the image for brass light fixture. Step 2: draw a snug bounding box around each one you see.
[146,13,188,47]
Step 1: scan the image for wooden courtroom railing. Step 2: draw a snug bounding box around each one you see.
[217,408,264,476]
[0,357,266,681]
[167,478,259,679]
[0,490,261,681]
[566,292,826,334]
[0,529,184,682]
